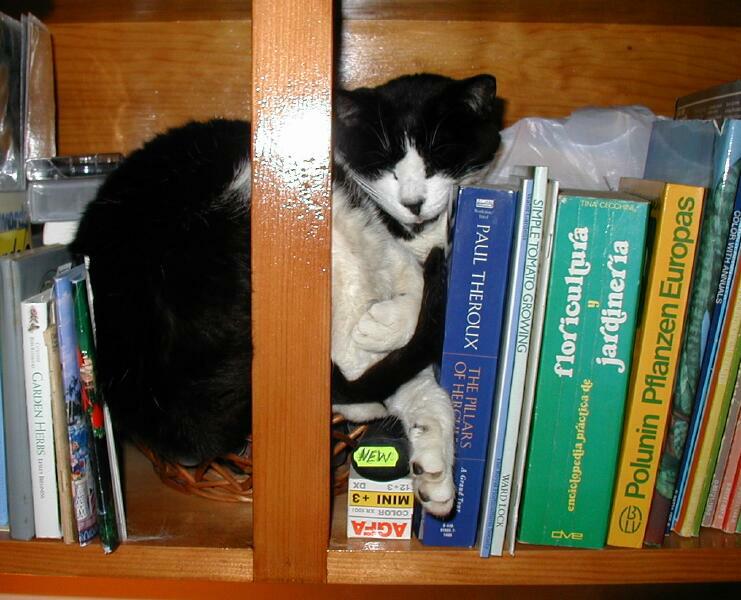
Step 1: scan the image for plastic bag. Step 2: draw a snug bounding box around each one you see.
[485,106,663,191]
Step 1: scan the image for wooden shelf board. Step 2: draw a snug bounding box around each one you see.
[0,443,252,581]
[328,494,741,585]
[0,540,252,581]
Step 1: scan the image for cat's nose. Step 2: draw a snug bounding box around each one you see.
[404,200,424,216]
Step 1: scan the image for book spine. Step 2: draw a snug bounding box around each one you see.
[54,268,99,546]
[44,319,77,544]
[420,186,517,547]
[72,276,119,553]
[712,393,741,529]
[518,193,649,549]
[645,120,741,545]
[704,345,741,527]
[478,179,530,557]
[673,183,741,537]
[607,183,704,548]
[0,261,34,540]
[489,173,546,556]
[506,178,559,555]
[21,296,62,539]
[723,459,741,532]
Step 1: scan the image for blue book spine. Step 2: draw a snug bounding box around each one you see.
[478,178,532,556]
[54,265,99,546]
[420,185,518,547]
[671,160,741,529]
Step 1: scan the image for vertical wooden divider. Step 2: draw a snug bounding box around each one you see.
[251,0,333,584]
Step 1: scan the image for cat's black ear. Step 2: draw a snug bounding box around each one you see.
[460,74,497,114]
[335,89,367,126]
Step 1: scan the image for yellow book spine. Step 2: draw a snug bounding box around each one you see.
[0,226,31,255]
[607,183,704,548]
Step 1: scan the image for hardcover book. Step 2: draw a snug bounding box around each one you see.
[606,179,704,548]
[420,185,518,547]
[517,190,650,549]
[669,119,741,534]
[644,118,741,545]
[506,177,560,556]
[53,263,98,546]
[0,244,71,539]
[21,288,62,539]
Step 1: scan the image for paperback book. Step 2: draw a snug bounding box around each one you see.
[53,263,98,546]
[607,179,704,548]
[480,167,547,557]
[420,185,518,547]
[669,119,741,534]
[644,118,741,545]
[0,244,71,539]
[506,178,560,555]
[21,287,62,538]
[517,190,650,549]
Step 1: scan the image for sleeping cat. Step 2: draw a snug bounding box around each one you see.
[70,73,502,516]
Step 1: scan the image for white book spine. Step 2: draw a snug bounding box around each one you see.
[21,295,61,539]
[489,167,548,556]
[506,178,559,555]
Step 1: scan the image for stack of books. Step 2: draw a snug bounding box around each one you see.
[419,80,741,554]
[0,247,125,552]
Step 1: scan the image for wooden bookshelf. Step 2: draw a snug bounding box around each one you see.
[0,445,252,581]
[1,0,741,592]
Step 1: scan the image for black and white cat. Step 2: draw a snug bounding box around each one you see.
[70,73,502,516]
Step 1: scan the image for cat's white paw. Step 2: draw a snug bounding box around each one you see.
[408,418,455,517]
[352,297,416,353]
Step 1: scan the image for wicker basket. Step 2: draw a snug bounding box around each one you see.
[138,414,368,502]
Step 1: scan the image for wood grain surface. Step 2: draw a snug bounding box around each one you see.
[251,0,333,584]
[50,20,740,157]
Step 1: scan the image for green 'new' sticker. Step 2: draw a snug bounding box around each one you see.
[353,446,399,468]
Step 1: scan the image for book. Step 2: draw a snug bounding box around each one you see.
[480,168,549,557]
[71,273,119,553]
[670,119,741,534]
[644,118,741,545]
[675,80,741,120]
[0,191,31,254]
[506,178,560,556]
[477,177,531,557]
[53,263,99,546]
[710,363,741,530]
[0,245,71,539]
[723,452,741,533]
[44,316,77,544]
[21,288,62,538]
[704,208,741,527]
[82,256,127,542]
[419,185,518,547]
[606,179,704,548]
[517,190,649,549]
[673,186,741,537]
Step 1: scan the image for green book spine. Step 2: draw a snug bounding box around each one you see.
[72,277,119,554]
[518,192,650,548]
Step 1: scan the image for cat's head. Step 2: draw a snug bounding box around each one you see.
[334,73,502,233]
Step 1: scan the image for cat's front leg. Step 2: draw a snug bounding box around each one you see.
[351,293,420,353]
[351,258,424,354]
[385,366,455,517]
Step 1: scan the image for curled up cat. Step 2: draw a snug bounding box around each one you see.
[70,73,502,516]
